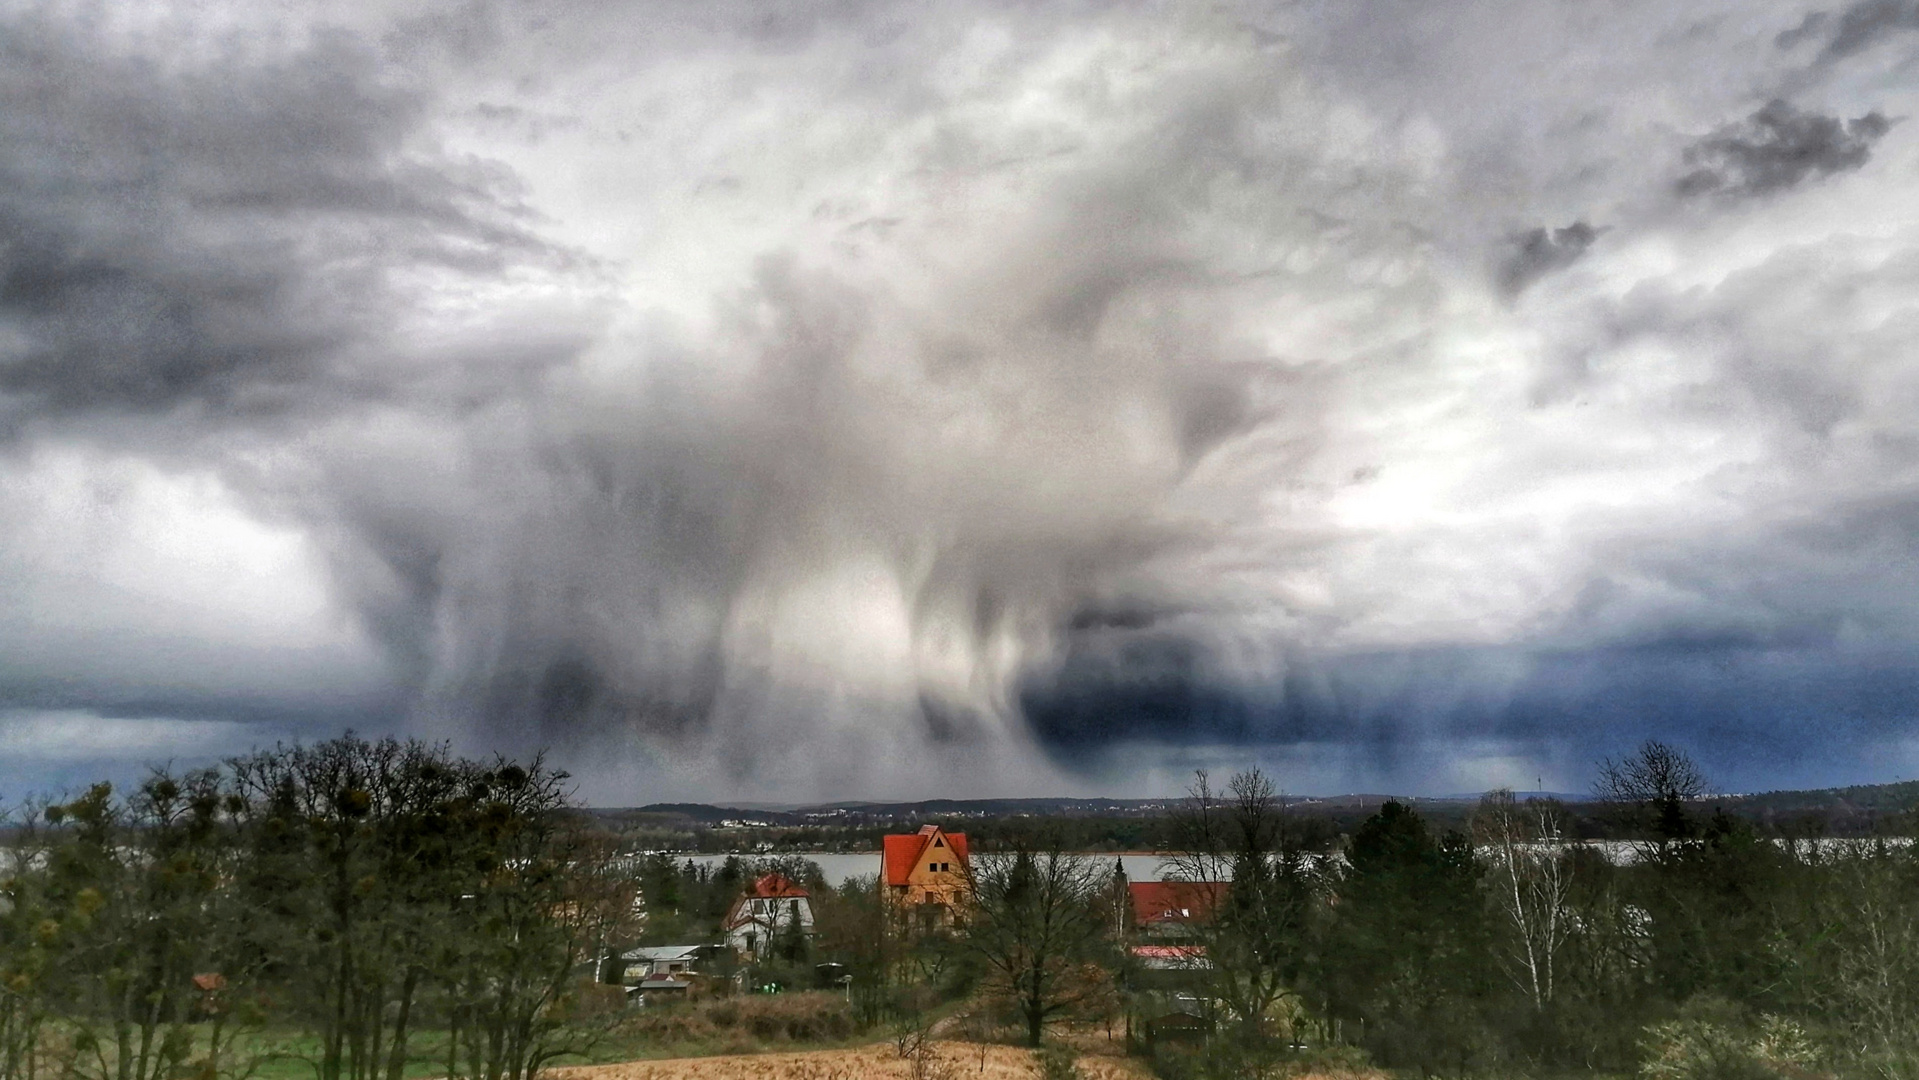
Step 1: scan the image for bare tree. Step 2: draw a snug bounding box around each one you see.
[1594,741,1707,857]
[1165,770,1238,885]
[1165,770,1319,1053]
[445,758,638,1080]
[1473,790,1575,1010]
[962,836,1110,1047]
[1817,844,1919,1069]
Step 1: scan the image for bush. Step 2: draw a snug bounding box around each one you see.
[1639,1007,1822,1080]
[618,991,862,1052]
[1149,1038,1373,1080]
[1036,1043,1080,1080]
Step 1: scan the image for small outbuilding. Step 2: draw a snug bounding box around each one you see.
[620,944,706,980]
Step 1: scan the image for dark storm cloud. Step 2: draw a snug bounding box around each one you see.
[1024,630,1919,793]
[1779,0,1919,62]
[1498,222,1598,295]
[0,5,586,773]
[0,12,560,422]
[1677,100,1892,198]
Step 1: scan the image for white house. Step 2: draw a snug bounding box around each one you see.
[722,873,814,958]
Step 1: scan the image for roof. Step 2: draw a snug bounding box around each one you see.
[722,875,814,930]
[744,873,808,899]
[622,944,704,962]
[1129,881,1226,926]
[1130,944,1212,969]
[882,825,970,886]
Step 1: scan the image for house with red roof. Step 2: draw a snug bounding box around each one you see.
[881,825,970,920]
[722,873,814,958]
[1128,880,1226,939]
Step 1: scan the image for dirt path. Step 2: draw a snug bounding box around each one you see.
[548,1041,1152,1080]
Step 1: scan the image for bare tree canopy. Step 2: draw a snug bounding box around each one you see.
[1594,740,1709,848]
[962,835,1112,1047]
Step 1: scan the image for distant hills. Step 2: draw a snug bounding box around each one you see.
[593,779,1919,832]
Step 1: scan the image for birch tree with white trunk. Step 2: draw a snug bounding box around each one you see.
[1474,789,1575,1010]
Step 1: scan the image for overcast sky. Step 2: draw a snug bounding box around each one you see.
[4,0,1919,804]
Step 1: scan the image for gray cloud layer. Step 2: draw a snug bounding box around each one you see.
[4,0,1919,801]
[1677,100,1892,197]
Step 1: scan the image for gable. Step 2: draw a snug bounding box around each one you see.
[882,828,970,885]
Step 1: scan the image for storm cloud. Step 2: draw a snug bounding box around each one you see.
[4,0,1919,802]
[1677,99,1892,198]
[1779,0,1919,62]
[1499,222,1599,295]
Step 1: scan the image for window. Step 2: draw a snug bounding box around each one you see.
[934,837,943,847]
[929,862,937,872]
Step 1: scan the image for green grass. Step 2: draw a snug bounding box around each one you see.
[215,1028,468,1080]
[23,992,942,1078]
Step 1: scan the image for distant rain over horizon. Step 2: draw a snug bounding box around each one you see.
[5,0,1919,804]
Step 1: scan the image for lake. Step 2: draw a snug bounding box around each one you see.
[670,851,1183,886]
[661,838,1910,884]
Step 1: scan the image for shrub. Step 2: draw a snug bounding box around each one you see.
[1639,1010,1822,1080]
[1149,1039,1373,1080]
[1035,1043,1080,1080]
[618,991,863,1052]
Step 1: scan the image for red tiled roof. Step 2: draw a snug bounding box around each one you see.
[1130,945,1207,961]
[882,827,969,886]
[721,874,812,930]
[1129,881,1225,925]
[745,873,808,899]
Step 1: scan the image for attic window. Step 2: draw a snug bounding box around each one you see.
[934,838,943,847]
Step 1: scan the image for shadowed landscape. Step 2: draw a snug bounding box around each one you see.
[6,735,1919,1079]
